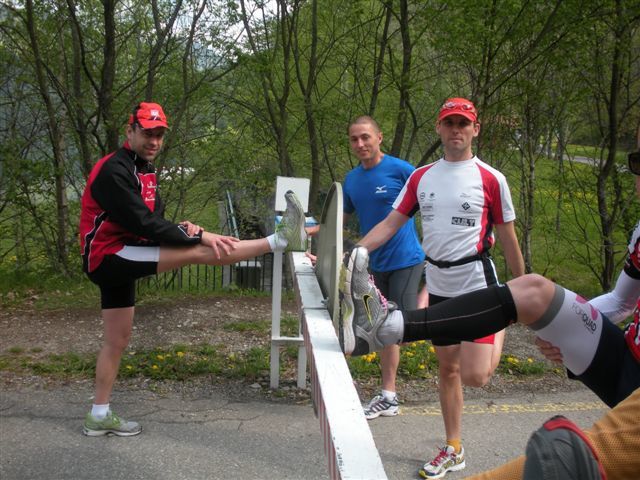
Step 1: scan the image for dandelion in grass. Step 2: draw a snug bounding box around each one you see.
[419,365,425,370]
[176,351,185,358]
[157,354,165,361]
[428,346,435,354]
[126,365,133,370]
[527,358,533,363]
[405,352,414,357]
[152,365,159,370]
[411,342,417,348]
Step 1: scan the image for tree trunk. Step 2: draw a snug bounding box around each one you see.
[390,0,411,157]
[100,0,118,152]
[25,0,70,274]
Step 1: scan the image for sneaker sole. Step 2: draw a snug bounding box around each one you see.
[364,408,399,420]
[83,427,142,437]
[284,191,307,252]
[339,254,356,355]
[418,460,466,479]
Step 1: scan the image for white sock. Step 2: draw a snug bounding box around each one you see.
[378,310,404,346]
[381,389,396,401]
[268,233,288,251]
[91,403,110,419]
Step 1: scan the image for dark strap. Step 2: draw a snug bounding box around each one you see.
[425,251,490,269]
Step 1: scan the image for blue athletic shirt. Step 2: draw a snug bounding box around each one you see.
[343,154,425,272]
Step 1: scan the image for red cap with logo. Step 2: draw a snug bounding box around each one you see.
[438,97,478,123]
[128,102,169,129]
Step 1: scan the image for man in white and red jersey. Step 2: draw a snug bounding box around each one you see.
[338,139,640,479]
[343,97,525,478]
[79,102,307,437]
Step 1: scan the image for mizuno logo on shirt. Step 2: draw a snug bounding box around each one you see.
[375,185,387,194]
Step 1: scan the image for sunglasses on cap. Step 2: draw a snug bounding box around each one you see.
[441,101,476,111]
[629,151,640,176]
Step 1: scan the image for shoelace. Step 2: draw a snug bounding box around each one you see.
[367,274,388,311]
[430,448,450,466]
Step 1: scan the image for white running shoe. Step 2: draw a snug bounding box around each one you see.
[363,393,399,420]
[419,445,466,479]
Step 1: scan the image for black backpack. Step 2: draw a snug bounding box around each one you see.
[523,415,606,480]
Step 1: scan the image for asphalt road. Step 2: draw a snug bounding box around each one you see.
[0,382,606,480]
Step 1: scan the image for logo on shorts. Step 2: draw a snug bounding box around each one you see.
[572,296,598,333]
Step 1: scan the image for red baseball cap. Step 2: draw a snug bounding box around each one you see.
[438,97,478,122]
[128,102,169,129]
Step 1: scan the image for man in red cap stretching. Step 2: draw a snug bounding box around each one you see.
[340,97,524,478]
[79,102,307,436]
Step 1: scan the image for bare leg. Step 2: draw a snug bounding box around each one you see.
[94,307,134,404]
[380,344,400,392]
[158,238,272,272]
[435,345,463,442]
[417,286,429,308]
[459,330,505,387]
[506,274,557,325]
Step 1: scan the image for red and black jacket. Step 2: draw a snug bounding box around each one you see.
[80,142,201,273]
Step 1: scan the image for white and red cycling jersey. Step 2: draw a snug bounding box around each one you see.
[589,221,640,362]
[624,224,640,361]
[392,156,516,296]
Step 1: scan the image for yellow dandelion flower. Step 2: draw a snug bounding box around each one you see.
[429,346,435,353]
[156,354,164,361]
[152,365,159,370]
[418,340,426,344]
[125,365,133,370]
[527,358,533,363]
[419,365,425,370]
[406,352,414,357]
[411,342,417,348]
[176,351,185,358]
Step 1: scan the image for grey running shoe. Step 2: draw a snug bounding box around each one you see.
[419,445,466,479]
[275,190,307,252]
[83,411,142,437]
[339,246,391,356]
[363,393,399,420]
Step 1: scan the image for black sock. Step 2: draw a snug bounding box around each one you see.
[402,285,517,343]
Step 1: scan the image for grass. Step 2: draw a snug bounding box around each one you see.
[347,341,550,380]
[0,340,553,383]
[0,314,303,383]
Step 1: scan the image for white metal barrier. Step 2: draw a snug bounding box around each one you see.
[290,252,387,480]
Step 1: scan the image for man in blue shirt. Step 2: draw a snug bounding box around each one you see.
[343,116,425,418]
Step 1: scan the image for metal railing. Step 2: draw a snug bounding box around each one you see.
[136,254,274,294]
